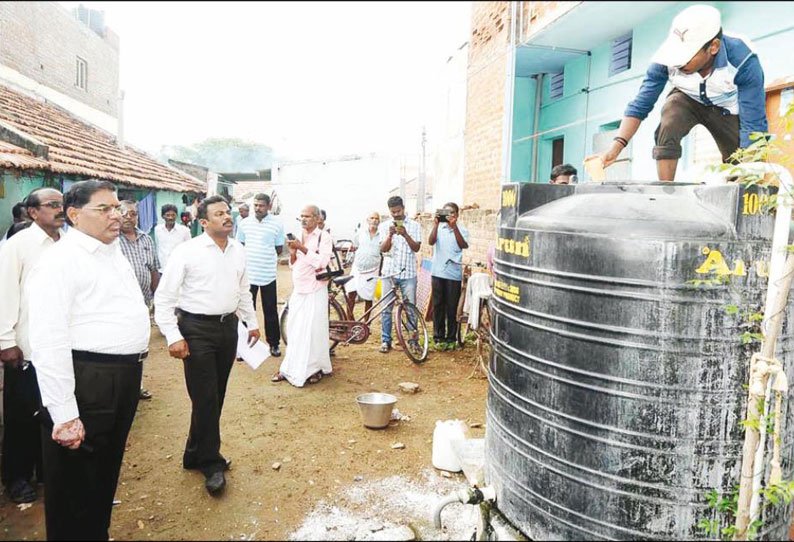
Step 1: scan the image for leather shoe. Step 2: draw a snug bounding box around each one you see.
[8,479,36,503]
[270,346,282,357]
[205,471,226,495]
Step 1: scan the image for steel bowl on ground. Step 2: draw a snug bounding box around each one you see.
[355,393,397,429]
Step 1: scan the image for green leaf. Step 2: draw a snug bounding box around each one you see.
[724,304,740,315]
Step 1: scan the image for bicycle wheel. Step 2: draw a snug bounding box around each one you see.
[396,302,429,363]
[280,303,289,345]
[474,302,492,377]
[281,297,346,350]
[328,297,346,351]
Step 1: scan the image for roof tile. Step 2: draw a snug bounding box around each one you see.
[0,85,205,193]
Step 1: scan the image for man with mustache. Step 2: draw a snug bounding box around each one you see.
[28,180,150,540]
[154,195,259,495]
[154,203,191,274]
[118,200,160,401]
[589,4,767,181]
[272,205,333,386]
[0,187,64,504]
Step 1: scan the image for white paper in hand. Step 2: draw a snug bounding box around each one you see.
[237,321,270,370]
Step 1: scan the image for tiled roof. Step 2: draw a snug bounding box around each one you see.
[0,85,205,193]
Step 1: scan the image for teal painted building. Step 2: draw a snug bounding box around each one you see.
[507,1,794,184]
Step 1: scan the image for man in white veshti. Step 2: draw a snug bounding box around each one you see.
[272,205,333,387]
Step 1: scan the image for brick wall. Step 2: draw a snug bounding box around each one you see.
[463,2,581,213]
[520,1,580,41]
[463,2,511,212]
[0,2,119,117]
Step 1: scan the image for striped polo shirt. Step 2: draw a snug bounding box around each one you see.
[236,214,285,286]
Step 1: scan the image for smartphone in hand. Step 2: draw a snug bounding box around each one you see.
[286,233,296,241]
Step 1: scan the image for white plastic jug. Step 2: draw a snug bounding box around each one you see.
[432,419,470,472]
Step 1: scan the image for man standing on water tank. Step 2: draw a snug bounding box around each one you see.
[590,5,767,182]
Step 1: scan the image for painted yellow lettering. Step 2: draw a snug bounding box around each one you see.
[695,248,731,275]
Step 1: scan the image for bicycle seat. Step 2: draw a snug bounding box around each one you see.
[333,275,355,287]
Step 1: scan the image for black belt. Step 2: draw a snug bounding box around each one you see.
[177,309,236,322]
[72,350,148,364]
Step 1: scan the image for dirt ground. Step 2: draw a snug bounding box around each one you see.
[0,265,489,541]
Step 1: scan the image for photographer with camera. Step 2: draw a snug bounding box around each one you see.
[428,202,469,351]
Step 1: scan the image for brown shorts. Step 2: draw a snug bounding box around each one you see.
[653,88,740,162]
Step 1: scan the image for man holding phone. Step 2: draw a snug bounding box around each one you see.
[428,202,469,350]
[154,195,260,496]
[377,196,422,353]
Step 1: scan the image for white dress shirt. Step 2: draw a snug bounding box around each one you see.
[28,228,151,425]
[154,233,257,346]
[154,222,192,273]
[0,222,59,359]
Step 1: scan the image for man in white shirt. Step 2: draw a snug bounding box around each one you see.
[28,180,151,540]
[154,195,260,496]
[154,203,191,273]
[0,187,63,504]
[232,202,249,238]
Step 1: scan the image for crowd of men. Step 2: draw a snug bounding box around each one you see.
[0,180,475,540]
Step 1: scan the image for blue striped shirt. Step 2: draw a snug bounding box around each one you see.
[237,214,285,286]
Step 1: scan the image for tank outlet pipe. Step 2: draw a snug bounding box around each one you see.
[433,486,496,530]
[733,162,794,540]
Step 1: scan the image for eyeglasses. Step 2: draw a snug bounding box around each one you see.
[37,201,64,209]
[121,210,138,217]
[82,204,123,216]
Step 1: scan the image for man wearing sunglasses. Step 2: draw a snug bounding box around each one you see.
[0,187,64,504]
[27,180,150,540]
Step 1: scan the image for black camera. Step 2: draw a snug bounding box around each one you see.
[436,209,450,222]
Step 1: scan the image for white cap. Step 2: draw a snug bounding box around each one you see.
[651,5,721,67]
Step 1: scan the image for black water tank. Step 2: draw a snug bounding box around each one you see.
[486,182,794,540]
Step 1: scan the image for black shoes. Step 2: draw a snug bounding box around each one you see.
[270,346,282,357]
[8,479,36,503]
[205,471,226,495]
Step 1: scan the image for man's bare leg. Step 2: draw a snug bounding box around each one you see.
[657,158,678,182]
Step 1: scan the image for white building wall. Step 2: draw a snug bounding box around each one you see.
[271,153,400,240]
[429,42,468,209]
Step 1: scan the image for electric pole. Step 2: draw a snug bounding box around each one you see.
[417,126,426,213]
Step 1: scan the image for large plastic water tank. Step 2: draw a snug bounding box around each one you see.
[486,182,794,540]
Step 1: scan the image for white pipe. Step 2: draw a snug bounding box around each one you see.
[433,486,497,530]
[433,491,467,529]
[724,163,794,526]
[529,73,543,182]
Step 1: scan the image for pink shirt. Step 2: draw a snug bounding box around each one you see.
[290,227,333,294]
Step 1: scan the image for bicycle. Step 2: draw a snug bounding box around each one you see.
[443,259,492,378]
[278,240,355,351]
[280,268,429,363]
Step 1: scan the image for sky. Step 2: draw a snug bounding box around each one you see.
[59,1,472,161]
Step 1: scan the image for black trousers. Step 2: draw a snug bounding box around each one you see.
[178,314,237,476]
[432,276,462,343]
[1,363,43,486]
[250,281,280,348]
[41,356,142,541]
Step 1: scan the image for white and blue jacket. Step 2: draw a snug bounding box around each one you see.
[625,34,767,147]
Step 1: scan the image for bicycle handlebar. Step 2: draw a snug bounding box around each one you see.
[444,259,487,268]
[368,268,406,282]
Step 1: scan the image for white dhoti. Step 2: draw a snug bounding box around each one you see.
[279,287,332,387]
[344,265,379,301]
